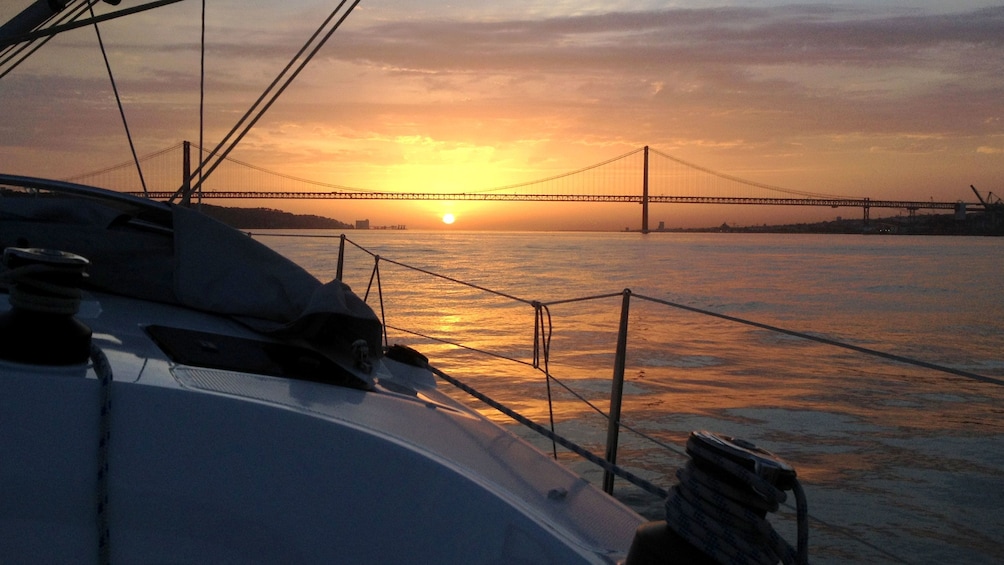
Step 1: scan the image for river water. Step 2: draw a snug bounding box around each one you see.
[257,230,1003,564]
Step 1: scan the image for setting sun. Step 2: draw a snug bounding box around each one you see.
[442,213,456,225]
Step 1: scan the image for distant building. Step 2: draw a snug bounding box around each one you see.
[657,221,665,231]
[355,219,370,230]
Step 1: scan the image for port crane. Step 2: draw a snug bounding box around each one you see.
[971,185,1002,208]
[970,185,1003,232]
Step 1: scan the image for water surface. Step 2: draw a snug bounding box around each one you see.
[261,231,1004,564]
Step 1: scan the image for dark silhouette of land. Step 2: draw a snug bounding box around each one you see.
[667,211,1001,236]
[197,203,351,229]
[199,203,1001,235]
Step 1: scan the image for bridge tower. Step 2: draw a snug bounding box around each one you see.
[641,146,650,234]
[180,140,192,207]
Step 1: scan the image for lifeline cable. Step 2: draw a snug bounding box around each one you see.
[428,364,670,500]
[633,293,1003,387]
[263,233,939,562]
[385,317,668,460]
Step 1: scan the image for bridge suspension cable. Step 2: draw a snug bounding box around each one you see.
[65,142,860,201]
[471,147,645,195]
[647,148,859,200]
[63,142,975,231]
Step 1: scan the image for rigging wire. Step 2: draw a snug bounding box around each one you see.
[198,0,205,205]
[87,0,147,194]
[179,0,363,199]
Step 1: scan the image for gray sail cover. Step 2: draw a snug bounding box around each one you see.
[0,194,382,355]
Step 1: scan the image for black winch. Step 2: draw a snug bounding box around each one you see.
[0,247,92,365]
[626,431,808,565]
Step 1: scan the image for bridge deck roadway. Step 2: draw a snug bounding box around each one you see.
[132,191,969,210]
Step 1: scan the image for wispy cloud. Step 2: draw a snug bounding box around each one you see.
[337,6,1004,69]
[316,5,1004,148]
[2,2,1002,215]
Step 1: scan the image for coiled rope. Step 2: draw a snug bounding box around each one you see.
[1,262,84,315]
[533,301,559,458]
[665,439,808,565]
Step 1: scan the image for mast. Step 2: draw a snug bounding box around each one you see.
[0,1,71,42]
[0,0,124,47]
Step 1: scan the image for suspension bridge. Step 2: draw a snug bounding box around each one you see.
[65,142,976,233]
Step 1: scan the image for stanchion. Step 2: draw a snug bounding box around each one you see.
[603,288,631,494]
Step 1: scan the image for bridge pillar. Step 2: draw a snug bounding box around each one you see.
[181,140,192,207]
[863,199,870,225]
[641,146,649,234]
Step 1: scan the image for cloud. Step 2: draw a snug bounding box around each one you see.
[3,2,1002,206]
[311,4,1004,145]
[335,5,1004,70]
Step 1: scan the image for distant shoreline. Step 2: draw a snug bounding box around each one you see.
[197,203,351,230]
[642,212,1001,236]
[201,204,1001,236]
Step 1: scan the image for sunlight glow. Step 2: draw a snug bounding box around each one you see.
[442,213,456,224]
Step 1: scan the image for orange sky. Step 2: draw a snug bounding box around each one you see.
[2,1,1003,229]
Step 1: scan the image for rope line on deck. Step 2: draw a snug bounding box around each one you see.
[90,342,113,565]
